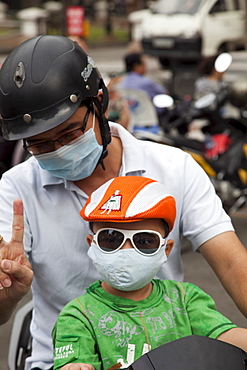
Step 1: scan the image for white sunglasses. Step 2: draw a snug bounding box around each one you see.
[93,228,166,256]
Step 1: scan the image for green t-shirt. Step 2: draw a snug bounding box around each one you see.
[52,279,237,370]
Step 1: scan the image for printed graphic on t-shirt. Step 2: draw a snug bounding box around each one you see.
[83,288,187,368]
[54,344,75,360]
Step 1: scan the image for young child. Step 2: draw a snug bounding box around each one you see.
[52,176,247,370]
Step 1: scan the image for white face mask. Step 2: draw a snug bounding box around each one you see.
[34,107,103,181]
[87,244,167,291]
[35,129,103,180]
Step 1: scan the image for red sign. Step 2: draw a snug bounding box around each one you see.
[66,6,84,36]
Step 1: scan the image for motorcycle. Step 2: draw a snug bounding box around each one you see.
[123,335,247,370]
[8,300,247,370]
[133,88,247,214]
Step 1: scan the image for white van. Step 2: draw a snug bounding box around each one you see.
[128,0,247,67]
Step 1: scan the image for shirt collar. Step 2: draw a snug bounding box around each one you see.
[37,162,65,188]
[109,121,146,176]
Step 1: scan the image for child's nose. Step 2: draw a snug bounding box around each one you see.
[120,238,134,250]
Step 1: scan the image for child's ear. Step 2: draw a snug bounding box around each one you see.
[165,239,174,258]
[87,234,93,247]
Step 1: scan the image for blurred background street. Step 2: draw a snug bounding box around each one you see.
[0,0,247,369]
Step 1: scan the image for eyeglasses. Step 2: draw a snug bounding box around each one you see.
[23,105,91,155]
[93,228,166,256]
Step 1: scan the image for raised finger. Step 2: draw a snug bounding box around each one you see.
[11,199,24,244]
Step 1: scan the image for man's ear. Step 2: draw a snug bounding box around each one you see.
[87,234,93,247]
[165,239,174,258]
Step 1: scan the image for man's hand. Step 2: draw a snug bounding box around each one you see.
[60,364,95,370]
[0,199,33,324]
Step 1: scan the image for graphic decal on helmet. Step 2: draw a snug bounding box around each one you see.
[100,190,122,214]
[81,56,96,82]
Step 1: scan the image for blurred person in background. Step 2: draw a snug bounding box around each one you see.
[120,52,168,120]
[194,54,230,100]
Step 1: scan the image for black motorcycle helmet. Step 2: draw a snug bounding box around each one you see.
[0,35,111,160]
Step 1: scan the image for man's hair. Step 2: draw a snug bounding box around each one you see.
[198,55,218,75]
[124,53,143,72]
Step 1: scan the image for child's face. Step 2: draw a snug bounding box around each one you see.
[87,218,174,258]
[87,218,174,293]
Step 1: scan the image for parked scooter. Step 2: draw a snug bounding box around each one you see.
[155,83,245,139]
[131,88,246,214]
[148,53,246,213]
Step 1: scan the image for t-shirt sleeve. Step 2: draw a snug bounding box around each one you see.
[52,298,101,370]
[179,152,234,250]
[183,282,237,338]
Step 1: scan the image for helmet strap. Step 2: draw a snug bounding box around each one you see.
[82,78,111,171]
[90,97,111,171]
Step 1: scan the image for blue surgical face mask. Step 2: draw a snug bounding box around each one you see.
[34,127,103,181]
[87,244,167,291]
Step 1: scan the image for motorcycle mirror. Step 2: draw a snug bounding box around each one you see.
[214,52,232,73]
[194,93,216,109]
[153,94,174,108]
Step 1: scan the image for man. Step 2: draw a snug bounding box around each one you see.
[121,52,167,99]
[0,35,246,370]
[120,52,168,118]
